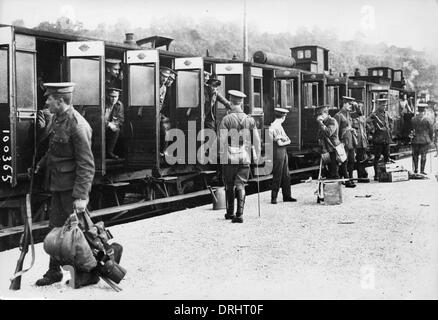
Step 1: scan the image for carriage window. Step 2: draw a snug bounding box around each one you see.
[297,50,304,59]
[305,50,311,59]
[393,71,401,82]
[387,69,392,79]
[372,70,378,76]
[129,65,155,106]
[70,58,100,105]
[378,70,384,76]
[16,51,36,110]
[177,70,200,109]
[312,83,319,106]
[327,86,334,107]
[334,86,340,108]
[0,49,7,104]
[285,81,294,109]
[253,77,262,109]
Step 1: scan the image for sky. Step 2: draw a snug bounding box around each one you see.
[1,0,438,52]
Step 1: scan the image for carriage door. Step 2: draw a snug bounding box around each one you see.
[65,41,105,175]
[174,57,204,164]
[0,27,36,187]
[274,70,300,150]
[124,50,158,169]
[215,63,244,121]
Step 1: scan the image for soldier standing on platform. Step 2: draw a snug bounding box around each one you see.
[105,88,124,159]
[105,59,123,89]
[34,83,96,287]
[367,98,393,181]
[334,96,357,188]
[219,90,261,223]
[351,101,370,182]
[269,108,297,204]
[411,103,434,174]
[316,105,341,179]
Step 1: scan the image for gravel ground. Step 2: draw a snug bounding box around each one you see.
[1,154,438,300]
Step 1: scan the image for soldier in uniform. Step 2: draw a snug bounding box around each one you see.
[351,100,370,182]
[269,108,297,204]
[334,96,357,188]
[105,88,124,159]
[34,83,96,287]
[367,98,393,181]
[219,90,261,223]
[410,103,433,174]
[316,105,341,179]
[204,74,230,130]
[159,67,174,111]
[105,59,123,89]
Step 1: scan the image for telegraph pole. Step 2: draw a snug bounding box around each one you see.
[243,0,248,61]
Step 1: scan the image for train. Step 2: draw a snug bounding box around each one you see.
[0,24,418,249]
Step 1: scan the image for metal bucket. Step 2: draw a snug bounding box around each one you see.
[208,186,226,210]
[323,182,342,205]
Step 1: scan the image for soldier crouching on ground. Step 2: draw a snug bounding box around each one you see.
[34,82,96,287]
[316,105,341,179]
[269,108,297,204]
[219,90,261,223]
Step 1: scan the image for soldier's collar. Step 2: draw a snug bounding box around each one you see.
[54,105,73,122]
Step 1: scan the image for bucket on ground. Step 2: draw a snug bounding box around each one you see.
[323,181,342,205]
[208,186,226,210]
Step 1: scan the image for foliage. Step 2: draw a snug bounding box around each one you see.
[30,16,438,97]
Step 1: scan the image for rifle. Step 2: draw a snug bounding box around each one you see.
[9,153,36,290]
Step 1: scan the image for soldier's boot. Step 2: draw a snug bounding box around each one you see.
[232,189,245,223]
[412,155,418,173]
[271,189,278,204]
[65,268,100,289]
[224,188,236,220]
[35,258,63,286]
[420,157,427,175]
[373,163,380,181]
[282,185,297,202]
[106,130,120,159]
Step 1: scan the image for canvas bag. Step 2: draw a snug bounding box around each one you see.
[43,213,97,272]
[324,137,347,164]
[227,113,251,164]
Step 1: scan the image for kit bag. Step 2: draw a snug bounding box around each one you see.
[324,137,347,164]
[43,213,97,272]
[227,114,251,164]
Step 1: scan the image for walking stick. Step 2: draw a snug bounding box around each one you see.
[256,163,261,218]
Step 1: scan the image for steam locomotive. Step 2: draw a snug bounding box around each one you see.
[0,24,417,248]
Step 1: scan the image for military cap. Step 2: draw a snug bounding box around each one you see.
[168,72,177,80]
[105,58,122,65]
[106,87,122,92]
[274,108,289,116]
[43,82,75,96]
[206,76,221,87]
[315,105,329,115]
[160,66,175,77]
[228,90,246,99]
[417,103,428,110]
[342,96,355,102]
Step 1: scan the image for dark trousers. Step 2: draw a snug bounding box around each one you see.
[373,143,390,178]
[222,165,250,191]
[106,128,120,155]
[48,190,74,271]
[324,151,339,179]
[339,147,355,179]
[271,147,291,199]
[356,148,368,178]
[412,143,428,173]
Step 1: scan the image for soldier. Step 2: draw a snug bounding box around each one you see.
[434,108,438,157]
[269,108,297,204]
[410,103,433,174]
[399,93,414,140]
[367,98,393,181]
[204,73,230,130]
[34,83,96,287]
[316,105,341,179]
[105,59,123,89]
[105,87,124,159]
[219,90,261,223]
[159,67,175,111]
[334,96,357,188]
[351,100,370,182]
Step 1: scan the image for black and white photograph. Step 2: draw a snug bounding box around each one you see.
[0,0,437,305]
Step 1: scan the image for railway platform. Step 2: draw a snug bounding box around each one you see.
[1,153,437,299]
